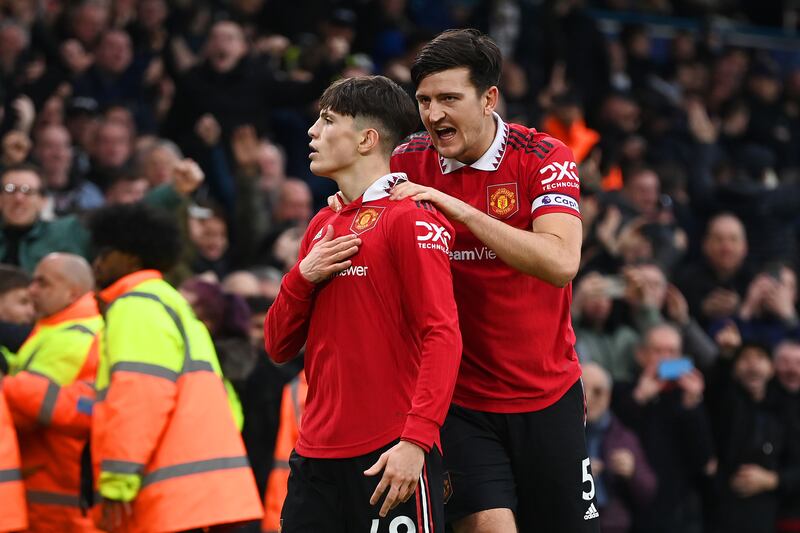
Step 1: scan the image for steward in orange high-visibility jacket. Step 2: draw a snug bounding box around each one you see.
[3,253,100,533]
[89,197,261,533]
[93,268,263,532]
[262,371,307,533]
[0,384,27,532]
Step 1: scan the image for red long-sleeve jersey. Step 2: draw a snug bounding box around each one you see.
[391,114,583,413]
[265,172,462,459]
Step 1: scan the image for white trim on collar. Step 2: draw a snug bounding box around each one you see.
[362,172,408,202]
[439,113,509,175]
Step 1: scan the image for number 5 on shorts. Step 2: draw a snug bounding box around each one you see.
[581,457,595,501]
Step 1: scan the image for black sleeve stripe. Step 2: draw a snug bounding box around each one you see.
[541,139,555,148]
[508,130,529,143]
[507,140,526,151]
[415,200,435,212]
[526,142,551,156]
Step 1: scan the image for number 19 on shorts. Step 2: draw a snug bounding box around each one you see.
[370,516,416,532]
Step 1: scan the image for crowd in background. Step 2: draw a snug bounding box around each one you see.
[1,0,800,532]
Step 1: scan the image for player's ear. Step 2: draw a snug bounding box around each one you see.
[358,128,381,155]
[484,86,499,116]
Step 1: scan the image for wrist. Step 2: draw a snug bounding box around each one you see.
[765,470,780,491]
[458,202,481,226]
[632,386,653,405]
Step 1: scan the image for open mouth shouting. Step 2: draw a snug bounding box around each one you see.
[434,126,457,143]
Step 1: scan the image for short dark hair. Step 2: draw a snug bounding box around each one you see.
[734,341,772,362]
[1,163,43,184]
[318,75,419,153]
[411,29,502,93]
[89,203,182,272]
[0,264,30,295]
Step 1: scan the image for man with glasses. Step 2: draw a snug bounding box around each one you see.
[0,160,205,273]
[0,165,89,272]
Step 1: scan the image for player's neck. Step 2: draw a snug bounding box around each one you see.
[334,157,391,204]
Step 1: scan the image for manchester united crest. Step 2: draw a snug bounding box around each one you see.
[350,206,385,235]
[487,183,519,219]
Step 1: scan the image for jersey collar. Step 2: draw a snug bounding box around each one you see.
[338,172,409,210]
[439,112,509,175]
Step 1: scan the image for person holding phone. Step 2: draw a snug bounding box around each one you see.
[611,323,715,533]
[729,263,799,351]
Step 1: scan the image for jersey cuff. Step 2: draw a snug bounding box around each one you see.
[400,414,439,453]
[281,264,316,301]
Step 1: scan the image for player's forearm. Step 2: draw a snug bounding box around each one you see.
[402,324,462,450]
[462,208,580,287]
[264,265,314,363]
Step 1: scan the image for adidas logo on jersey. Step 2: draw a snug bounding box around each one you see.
[584,503,599,521]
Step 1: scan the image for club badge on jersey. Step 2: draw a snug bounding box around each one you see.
[350,207,385,235]
[486,183,519,219]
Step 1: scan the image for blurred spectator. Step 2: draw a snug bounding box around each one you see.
[72,28,156,131]
[0,265,34,325]
[103,167,148,205]
[584,362,657,533]
[542,91,600,166]
[135,138,181,188]
[271,179,312,227]
[594,167,687,273]
[676,213,753,327]
[0,264,34,364]
[179,277,257,389]
[63,97,101,170]
[707,342,795,533]
[187,201,231,279]
[162,20,334,160]
[728,263,800,350]
[65,0,110,50]
[573,271,641,381]
[772,340,800,533]
[87,119,134,190]
[745,60,795,171]
[222,270,262,299]
[0,165,89,271]
[33,124,104,219]
[613,323,715,533]
[221,269,278,345]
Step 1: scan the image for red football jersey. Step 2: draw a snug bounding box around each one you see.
[391,114,582,413]
[264,173,462,458]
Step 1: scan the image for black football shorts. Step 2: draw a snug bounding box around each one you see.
[281,439,445,533]
[441,379,600,533]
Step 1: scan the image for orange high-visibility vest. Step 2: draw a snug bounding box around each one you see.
[262,372,307,532]
[3,292,101,533]
[92,270,262,533]
[542,115,600,164]
[0,385,27,532]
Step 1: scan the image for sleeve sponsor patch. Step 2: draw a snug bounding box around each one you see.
[531,193,580,214]
[415,220,451,254]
